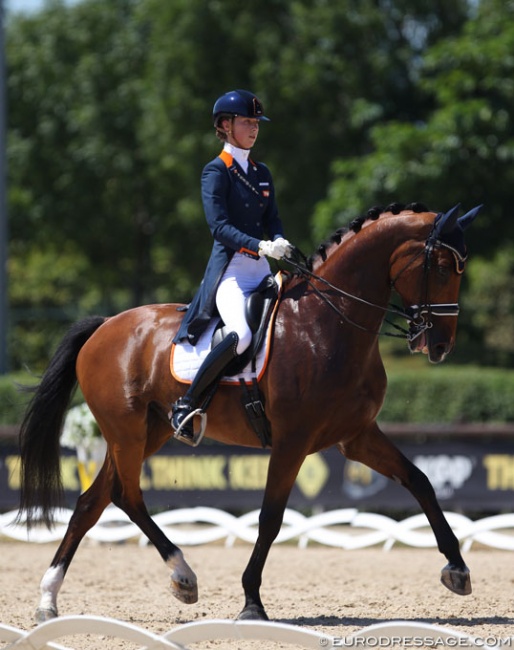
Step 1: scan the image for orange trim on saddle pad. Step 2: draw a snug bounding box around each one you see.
[170,272,284,387]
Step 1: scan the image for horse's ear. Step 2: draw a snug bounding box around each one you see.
[433,203,461,237]
[458,204,483,230]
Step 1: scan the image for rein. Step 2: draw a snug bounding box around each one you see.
[285,252,411,339]
[285,230,464,342]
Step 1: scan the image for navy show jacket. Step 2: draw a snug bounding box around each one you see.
[173,150,285,345]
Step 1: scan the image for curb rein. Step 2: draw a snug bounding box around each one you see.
[284,230,467,343]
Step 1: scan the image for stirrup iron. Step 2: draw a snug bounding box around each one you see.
[173,408,207,447]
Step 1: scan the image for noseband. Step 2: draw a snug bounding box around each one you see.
[392,229,467,342]
[286,226,467,341]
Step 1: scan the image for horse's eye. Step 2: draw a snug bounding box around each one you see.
[436,264,451,281]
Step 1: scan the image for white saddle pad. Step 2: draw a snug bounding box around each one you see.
[171,317,272,386]
[171,272,283,386]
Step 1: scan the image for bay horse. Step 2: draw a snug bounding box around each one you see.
[18,202,479,623]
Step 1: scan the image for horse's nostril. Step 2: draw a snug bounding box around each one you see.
[429,340,453,364]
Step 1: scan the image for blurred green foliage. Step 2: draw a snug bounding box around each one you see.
[5,0,514,372]
[0,371,39,425]
[379,365,514,423]
[2,362,513,425]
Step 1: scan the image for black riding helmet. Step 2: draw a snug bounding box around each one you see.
[212,89,270,127]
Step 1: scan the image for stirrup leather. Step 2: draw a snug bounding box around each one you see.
[173,408,207,447]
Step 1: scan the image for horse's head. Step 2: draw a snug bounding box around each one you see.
[390,204,481,363]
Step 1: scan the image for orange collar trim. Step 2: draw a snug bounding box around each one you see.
[219,150,255,169]
[218,150,233,167]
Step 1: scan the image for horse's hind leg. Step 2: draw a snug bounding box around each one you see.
[108,432,198,605]
[36,462,113,622]
[37,434,197,621]
[342,423,471,596]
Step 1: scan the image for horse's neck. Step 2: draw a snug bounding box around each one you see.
[316,226,395,314]
[278,215,428,372]
[310,215,426,344]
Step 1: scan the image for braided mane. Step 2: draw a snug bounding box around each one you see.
[306,201,430,270]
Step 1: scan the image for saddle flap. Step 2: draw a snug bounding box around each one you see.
[245,292,264,333]
[245,273,279,334]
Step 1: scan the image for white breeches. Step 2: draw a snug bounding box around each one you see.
[216,253,271,355]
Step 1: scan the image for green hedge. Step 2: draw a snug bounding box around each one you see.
[0,372,40,426]
[1,366,514,426]
[0,372,83,426]
[379,366,514,423]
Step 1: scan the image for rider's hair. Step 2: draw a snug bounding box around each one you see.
[214,114,233,141]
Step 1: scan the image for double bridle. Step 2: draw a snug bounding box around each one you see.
[286,229,467,342]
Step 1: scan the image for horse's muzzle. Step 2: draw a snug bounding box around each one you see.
[428,339,453,364]
[408,326,454,364]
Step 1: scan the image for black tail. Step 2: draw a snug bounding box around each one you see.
[17,316,106,529]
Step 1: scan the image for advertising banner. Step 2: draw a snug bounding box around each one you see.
[2,435,514,513]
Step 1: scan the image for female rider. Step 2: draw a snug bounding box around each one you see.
[171,89,292,441]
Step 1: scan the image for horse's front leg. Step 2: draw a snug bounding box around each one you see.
[239,447,306,620]
[342,423,471,596]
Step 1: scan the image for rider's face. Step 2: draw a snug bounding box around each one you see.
[224,117,260,150]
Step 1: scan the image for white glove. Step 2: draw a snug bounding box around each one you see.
[272,238,293,259]
[258,238,292,260]
[258,240,275,258]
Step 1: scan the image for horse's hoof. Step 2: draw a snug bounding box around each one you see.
[237,605,269,621]
[170,578,198,604]
[441,563,472,595]
[36,606,58,623]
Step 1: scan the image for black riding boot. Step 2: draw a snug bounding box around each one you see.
[171,331,239,441]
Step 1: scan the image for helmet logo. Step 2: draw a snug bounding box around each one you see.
[253,97,264,117]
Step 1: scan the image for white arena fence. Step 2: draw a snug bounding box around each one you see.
[2,506,514,551]
[1,616,511,649]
